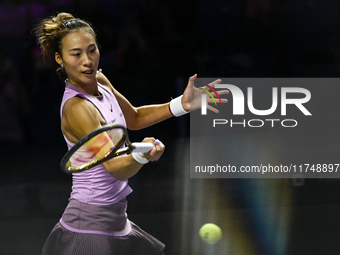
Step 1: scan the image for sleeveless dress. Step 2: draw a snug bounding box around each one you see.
[41,81,165,255]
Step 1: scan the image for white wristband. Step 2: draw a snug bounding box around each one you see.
[132,152,149,164]
[169,95,189,117]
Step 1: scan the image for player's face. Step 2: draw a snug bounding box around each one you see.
[56,29,100,88]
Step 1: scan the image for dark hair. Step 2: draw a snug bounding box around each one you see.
[33,12,98,80]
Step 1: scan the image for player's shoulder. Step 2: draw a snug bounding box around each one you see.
[64,95,91,109]
[63,96,96,119]
[96,71,115,93]
[62,96,102,139]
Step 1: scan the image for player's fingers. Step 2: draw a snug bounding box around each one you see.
[141,138,164,160]
[144,147,164,161]
[207,105,219,113]
[188,74,197,87]
[206,79,221,89]
[148,147,157,156]
[152,140,164,160]
[155,139,165,151]
[217,90,229,95]
[207,98,228,104]
[142,137,156,144]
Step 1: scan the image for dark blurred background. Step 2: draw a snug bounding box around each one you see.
[0,0,340,254]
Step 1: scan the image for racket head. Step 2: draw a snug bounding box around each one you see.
[60,124,134,173]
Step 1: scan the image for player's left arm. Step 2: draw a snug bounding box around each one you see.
[96,70,228,130]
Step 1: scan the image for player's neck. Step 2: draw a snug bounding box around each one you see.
[67,79,100,96]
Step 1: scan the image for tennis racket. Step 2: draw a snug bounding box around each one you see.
[60,124,155,173]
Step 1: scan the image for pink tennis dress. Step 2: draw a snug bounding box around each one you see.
[41,81,165,255]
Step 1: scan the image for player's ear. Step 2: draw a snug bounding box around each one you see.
[55,52,62,66]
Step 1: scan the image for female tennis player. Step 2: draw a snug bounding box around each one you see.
[34,12,225,255]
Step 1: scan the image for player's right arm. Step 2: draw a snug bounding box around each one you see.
[61,97,163,181]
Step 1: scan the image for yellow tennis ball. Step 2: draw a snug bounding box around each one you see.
[199,223,222,244]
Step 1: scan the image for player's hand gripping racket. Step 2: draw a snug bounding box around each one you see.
[60,124,155,173]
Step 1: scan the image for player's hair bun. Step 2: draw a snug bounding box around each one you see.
[34,12,76,60]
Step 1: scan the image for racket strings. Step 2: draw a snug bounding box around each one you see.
[65,126,128,172]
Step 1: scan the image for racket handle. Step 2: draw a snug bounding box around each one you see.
[132,142,155,153]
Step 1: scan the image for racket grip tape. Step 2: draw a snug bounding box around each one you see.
[131,142,155,153]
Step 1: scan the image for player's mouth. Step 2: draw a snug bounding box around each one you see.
[83,69,94,76]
